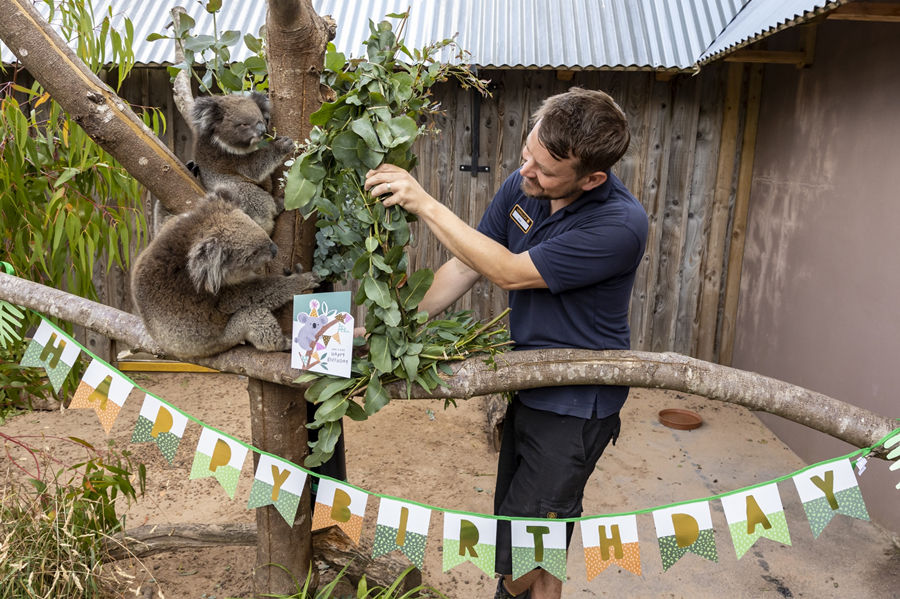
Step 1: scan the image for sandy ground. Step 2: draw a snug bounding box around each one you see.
[2,371,898,599]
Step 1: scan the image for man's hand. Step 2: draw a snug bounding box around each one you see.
[364,164,435,216]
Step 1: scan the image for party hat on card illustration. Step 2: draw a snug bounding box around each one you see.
[442,513,496,576]
[312,479,368,544]
[652,501,718,572]
[721,483,791,558]
[20,319,80,393]
[510,520,568,582]
[189,427,248,499]
[792,459,869,538]
[69,358,133,433]
[247,454,307,526]
[372,498,431,569]
[580,515,642,578]
[131,393,188,464]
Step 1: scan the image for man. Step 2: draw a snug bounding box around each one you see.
[364,87,648,599]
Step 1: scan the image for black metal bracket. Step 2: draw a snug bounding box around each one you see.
[459,86,490,176]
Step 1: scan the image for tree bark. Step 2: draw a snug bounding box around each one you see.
[0,0,205,214]
[1,272,894,458]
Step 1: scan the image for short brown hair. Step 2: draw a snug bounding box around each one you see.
[532,87,630,176]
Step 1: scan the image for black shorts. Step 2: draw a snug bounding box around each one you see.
[493,400,621,576]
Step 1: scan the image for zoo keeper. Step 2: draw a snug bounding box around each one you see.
[365,87,648,599]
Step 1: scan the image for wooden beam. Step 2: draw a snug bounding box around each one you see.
[827,2,900,22]
[719,64,764,367]
[724,50,807,65]
[116,361,218,373]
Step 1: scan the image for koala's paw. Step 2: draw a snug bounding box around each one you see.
[274,136,295,153]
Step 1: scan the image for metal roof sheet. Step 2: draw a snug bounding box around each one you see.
[2,0,751,71]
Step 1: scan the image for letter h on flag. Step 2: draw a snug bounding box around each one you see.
[580,514,642,578]
[20,319,81,393]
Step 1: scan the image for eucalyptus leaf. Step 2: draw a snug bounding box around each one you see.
[364,373,389,415]
[368,334,393,372]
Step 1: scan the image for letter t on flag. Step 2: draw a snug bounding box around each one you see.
[441,513,497,575]
[510,520,567,582]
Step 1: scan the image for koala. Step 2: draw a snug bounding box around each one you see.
[191,92,295,235]
[130,190,319,360]
[294,312,331,352]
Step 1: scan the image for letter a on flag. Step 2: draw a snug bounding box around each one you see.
[69,358,133,434]
[721,483,791,558]
[442,513,496,575]
[20,319,80,393]
[580,514,642,578]
[652,501,718,572]
[131,392,189,464]
[792,458,869,538]
[312,479,368,544]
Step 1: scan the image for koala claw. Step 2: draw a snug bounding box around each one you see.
[274,136,295,152]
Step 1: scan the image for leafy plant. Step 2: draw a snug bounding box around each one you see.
[0,434,146,598]
[251,564,447,599]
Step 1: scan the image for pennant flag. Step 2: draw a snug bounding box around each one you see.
[792,458,869,538]
[247,454,307,526]
[69,358,133,433]
[510,519,568,582]
[887,432,900,489]
[312,479,368,544]
[20,319,81,393]
[652,501,718,572]
[580,515,642,578]
[189,427,248,499]
[442,513,497,575]
[372,498,431,569]
[721,483,791,558]
[131,393,189,464]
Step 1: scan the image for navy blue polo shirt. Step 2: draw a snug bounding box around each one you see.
[477,170,648,418]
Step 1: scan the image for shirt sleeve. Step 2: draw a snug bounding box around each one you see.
[529,223,643,294]
[476,172,520,245]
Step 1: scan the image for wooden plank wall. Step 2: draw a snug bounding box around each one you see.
[74,62,751,363]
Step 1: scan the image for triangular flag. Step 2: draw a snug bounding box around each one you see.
[312,479,368,544]
[510,519,567,582]
[20,319,81,393]
[247,454,307,526]
[372,498,431,569]
[69,358,133,434]
[580,515,642,578]
[131,392,189,464]
[721,483,791,558]
[792,459,869,538]
[442,513,496,576]
[652,501,718,572]
[189,427,248,499]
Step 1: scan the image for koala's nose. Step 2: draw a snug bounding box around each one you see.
[269,242,278,258]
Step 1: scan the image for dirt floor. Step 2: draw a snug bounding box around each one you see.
[2,371,898,599]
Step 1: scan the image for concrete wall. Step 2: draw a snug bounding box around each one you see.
[733,20,900,533]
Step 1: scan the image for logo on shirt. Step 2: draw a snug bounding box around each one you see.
[509,204,533,233]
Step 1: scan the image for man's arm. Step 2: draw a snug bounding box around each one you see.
[365,164,547,290]
[419,257,483,318]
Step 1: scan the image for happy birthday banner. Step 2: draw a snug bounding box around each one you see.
[17,314,900,580]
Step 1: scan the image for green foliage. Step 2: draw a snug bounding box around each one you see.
[0,435,146,598]
[147,0,269,93]
[283,14,504,467]
[251,564,447,599]
[0,1,151,410]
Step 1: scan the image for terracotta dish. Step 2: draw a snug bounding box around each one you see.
[658,408,703,430]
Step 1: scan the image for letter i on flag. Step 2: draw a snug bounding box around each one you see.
[510,520,568,582]
[721,483,791,558]
[312,479,368,544]
[442,513,496,576]
[20,319,81,393]
[652,501,718,572]
[247,454,307,526]
[69,358,133,433]
[131,393,188,464]
[580,514,642,578]
[372,498,431,569]
[792,458,869,538]
[189,427,248,499]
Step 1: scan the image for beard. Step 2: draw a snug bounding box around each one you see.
[520,175,583,202]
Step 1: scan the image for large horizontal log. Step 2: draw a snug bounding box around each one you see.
[1,272,895,456]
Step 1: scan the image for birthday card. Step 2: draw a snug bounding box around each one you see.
[291,292,353,378]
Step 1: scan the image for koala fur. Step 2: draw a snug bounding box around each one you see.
[191,92,295,235]
[130,191,318,360]
[294,311,331,352]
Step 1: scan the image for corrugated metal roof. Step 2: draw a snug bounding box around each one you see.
[2,0,752,71]
[700,0,844,63]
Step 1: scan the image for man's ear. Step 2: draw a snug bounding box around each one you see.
[580,170,608,191]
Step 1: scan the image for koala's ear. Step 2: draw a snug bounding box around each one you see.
[249,92,271,122]
[209,185,238,206]
[192,96,224,133]
[187,236,226,294]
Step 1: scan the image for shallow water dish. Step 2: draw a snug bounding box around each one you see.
[658,408,703,430]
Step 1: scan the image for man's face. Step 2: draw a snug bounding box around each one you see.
[518,125,586,202]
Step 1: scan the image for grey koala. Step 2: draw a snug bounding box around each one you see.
[191,92,295,235]
[130,190,318,360]
[294,311,331,352]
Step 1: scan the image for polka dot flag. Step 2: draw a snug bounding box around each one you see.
[372,498,431,570]
[131,392,189,465]
[720,482,791,559]
[246,454,307,526]
[580,514,642,578]
[510,520,568,582]
[69,358,133,434]
[652,501,718,572]
[189,427,249,499]
[20,319,81,393]
[792,458,869,539]
[442,513,497,576]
